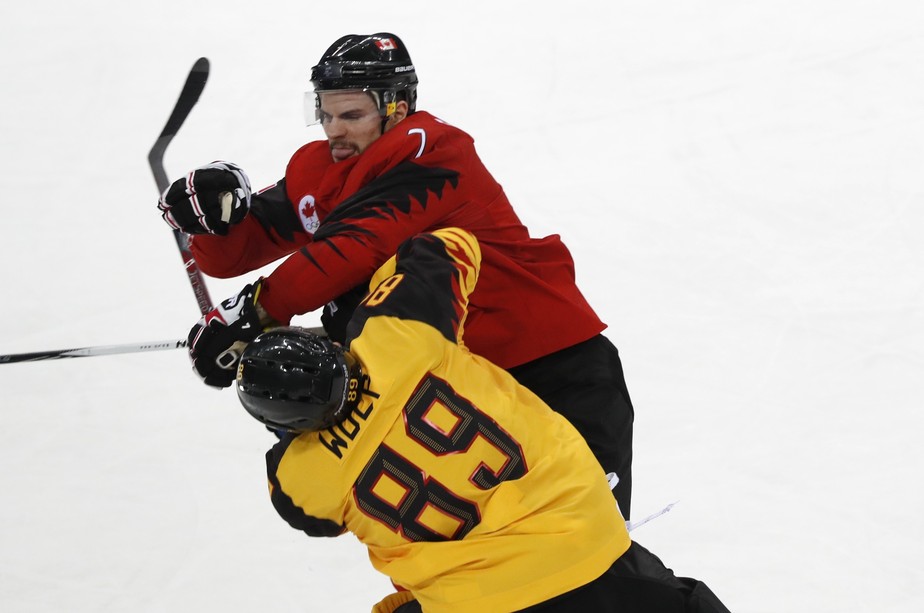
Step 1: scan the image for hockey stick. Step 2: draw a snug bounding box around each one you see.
[606,472,678,532]
[626,501,678,532]
[149,57,214,316]
[0,339,187,364]
[2,61,212,366]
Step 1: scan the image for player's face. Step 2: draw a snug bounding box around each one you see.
[317,91,406,162]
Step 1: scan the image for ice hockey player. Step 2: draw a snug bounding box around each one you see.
[163,32,636,519]
[234,228,731,613]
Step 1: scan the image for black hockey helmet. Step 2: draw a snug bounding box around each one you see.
[236,327,362,432]
[309,32,418,118]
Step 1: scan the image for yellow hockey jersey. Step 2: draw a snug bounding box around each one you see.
[265,228,630,612]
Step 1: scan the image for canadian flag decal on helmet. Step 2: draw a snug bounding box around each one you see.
[375,38,397,51]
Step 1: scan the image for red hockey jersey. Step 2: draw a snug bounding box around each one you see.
[190,111,605,368]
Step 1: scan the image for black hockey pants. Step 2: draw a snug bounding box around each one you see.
[518,542,732,613]
[508,334,634,519]
[393,543,731,613]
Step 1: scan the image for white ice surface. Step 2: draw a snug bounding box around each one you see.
[1,2,923,611]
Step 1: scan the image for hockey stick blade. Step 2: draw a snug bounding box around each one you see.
[3,62,209,366]
[0,339,188,364]
[149,57,215,316]
[148,57,210,191]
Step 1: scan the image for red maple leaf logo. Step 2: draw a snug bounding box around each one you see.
[300,199,315,219]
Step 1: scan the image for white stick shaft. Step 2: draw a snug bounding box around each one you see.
[0,339,187,363]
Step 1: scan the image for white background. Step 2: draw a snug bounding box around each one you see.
[1,1,922,611]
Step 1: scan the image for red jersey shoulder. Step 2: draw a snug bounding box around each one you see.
[284,141,337,234]
[394,111,475,158]
[283,112,475,234]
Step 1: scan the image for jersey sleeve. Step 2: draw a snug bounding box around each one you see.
[345,228,481,346]
[258,131,471,325]
[189,179,309,278]
[265,434,346,538]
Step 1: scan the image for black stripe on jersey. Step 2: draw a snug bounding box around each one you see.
[296,245,329,274]
[296,234,358,276]
[266,435,345,537]
[346,234,464,345]
[248,178,306,242]
[313,161,459,241]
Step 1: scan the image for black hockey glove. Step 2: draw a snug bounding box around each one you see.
[188,280,271,388]
[158,161,251,235]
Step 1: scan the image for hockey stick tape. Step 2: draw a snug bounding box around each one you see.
[220,192,233,223]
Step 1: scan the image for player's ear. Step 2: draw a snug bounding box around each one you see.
[386,101,409,129]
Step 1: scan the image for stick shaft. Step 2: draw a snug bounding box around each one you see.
[149,57,214,316]
[0,339,187,364]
